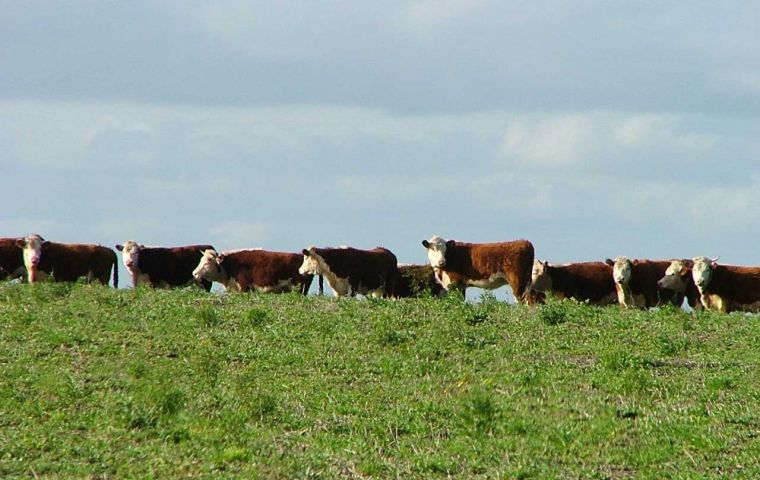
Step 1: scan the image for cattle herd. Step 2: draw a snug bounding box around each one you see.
[2,234,759,313]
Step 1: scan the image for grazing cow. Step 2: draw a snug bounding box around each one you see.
[115,240,214,290]
[298,246,397,298]
[530,260,617,305]
[657,260,702,310]
[0,237,26,281]
[394,264,445,298]
[16,234,117,286]
[604,257,682,308]
[690,257,760,313]
[192,248,315,294]
[421,236,534,303]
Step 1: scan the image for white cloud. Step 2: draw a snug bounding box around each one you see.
[394,0,491,33]
[209,221,271,251]
[499,114,596,168]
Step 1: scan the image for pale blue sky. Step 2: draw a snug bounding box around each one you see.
[2,1,759,296]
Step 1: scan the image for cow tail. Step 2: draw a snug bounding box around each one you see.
[112,253,119,289]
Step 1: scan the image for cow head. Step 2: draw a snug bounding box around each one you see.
[606,256,632,284]
[17,234,47,283]
[193,249,226,283]
[421,236,455,269]
[531,259,552,292]
[692,256,718,290]
[299,247,327,276]
[657,259,692,292]
[115,240,144,273]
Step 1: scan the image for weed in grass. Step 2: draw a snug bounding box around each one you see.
[244,307,269,326]
[539,300,569,325]
[195,306,220,327]
[461,388,498,436]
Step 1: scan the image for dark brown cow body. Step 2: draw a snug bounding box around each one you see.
[299,246,397,298]
[691,258,760,313]
[605,258,683,308]
[193,249,314,294]
[394,264,445,298]
[530,261,616,305]
[116,241,214,291]
[422,237,534,303]
[18,235,117,286]
[0,238,25,281]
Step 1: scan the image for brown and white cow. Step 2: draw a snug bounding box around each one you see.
[115,240,214,291]
[16,234,117,286]
[656,260,702,310]
[299,246,397,298]
[530,260,617,305]
[394,264,446,298]
[690,256,760,313]
[192,248,315,294]
[421,236,534,303]
[605,256,682,308]
[0,237,26,282]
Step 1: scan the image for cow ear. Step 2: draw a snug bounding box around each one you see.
[15,239,25,249]
[710,257,719,267]
[216,254,225,264]
[632,259,640,265]
[605,258,614,266]
[446,240,456,248]
[421,240,430,248]
[302,249,310,257]
[115,244,123,251]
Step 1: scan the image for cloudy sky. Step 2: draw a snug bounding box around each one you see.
[2,1,759,296]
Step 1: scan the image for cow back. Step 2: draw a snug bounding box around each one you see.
[38,243,116,284]
[547,262,616,304]
[317,247,397,292]
[222,250,307,291]
[138,245,214,289]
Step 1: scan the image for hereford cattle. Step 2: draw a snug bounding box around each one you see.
[192,248,315,294]
[394,264,445,298]
[530,260,617,305]
[604,257,682,308]
[421,236,534,303]
[298,246,397,298]
[690,257,760,313]
[656,260,702,310]
[115,240,214,291]
[16,234,117,286]
[0,237,26,281]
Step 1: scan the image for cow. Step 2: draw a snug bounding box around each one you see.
[298,246,397,298]
[115,240,214,291]
[604,256,683,308]
[394,264,445,298]
[192,248,315,294]
[656,260,702,310]
[421,236,534,303]
[529,260,617,305]
[16,234,117,286]
[0,237,26,282]
[690,256,760,313]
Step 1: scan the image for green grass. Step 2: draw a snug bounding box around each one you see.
[1,283,759,478]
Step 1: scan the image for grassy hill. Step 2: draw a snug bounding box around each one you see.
[1,283,759,478]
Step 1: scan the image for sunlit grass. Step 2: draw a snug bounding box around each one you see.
[0,283,758,478]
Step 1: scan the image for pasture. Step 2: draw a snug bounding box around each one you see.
[1,283,759,478]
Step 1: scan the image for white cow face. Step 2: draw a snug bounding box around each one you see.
[611,256,632,284]
[17,234,46,282]
[531,260,552,292]
[692,256,716,290]
[299,248,326,276]
[115,240,143,272]
[193,249,225,282]
[421,236,455,269]
[658,260,689,291]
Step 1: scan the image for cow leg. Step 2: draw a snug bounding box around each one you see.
[507,271,529,304]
